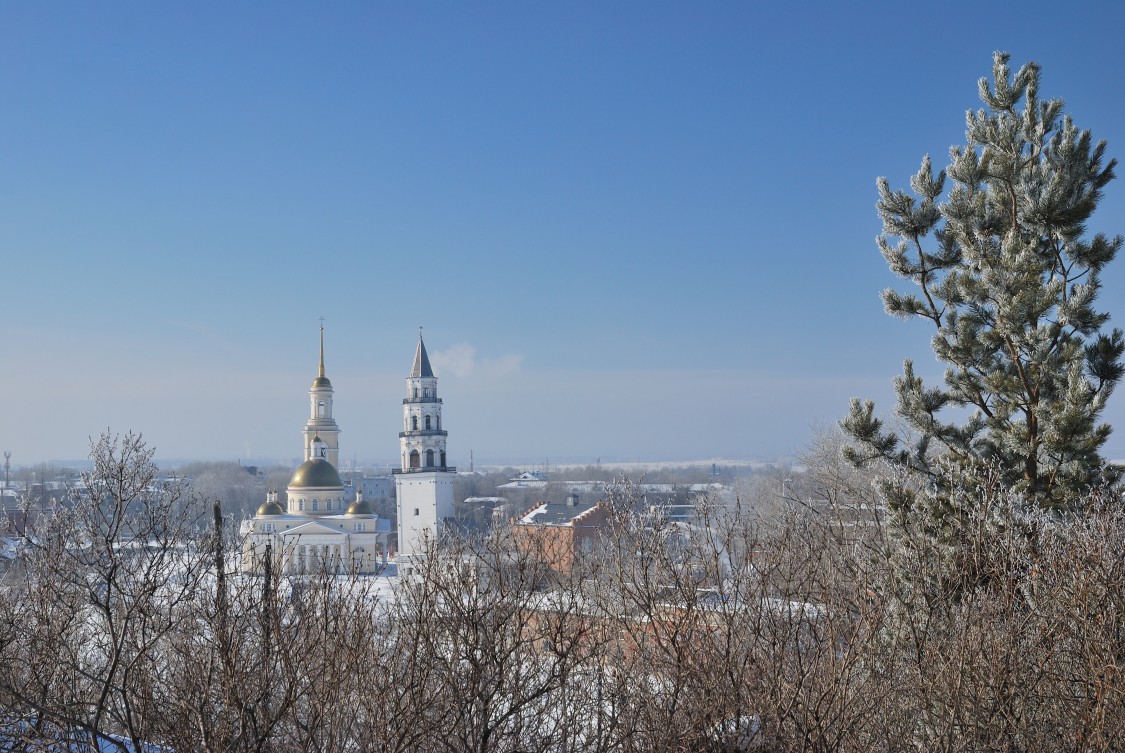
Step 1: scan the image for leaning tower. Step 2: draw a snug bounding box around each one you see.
[394,332,455,570]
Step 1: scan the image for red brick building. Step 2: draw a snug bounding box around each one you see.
[510,496,613,574]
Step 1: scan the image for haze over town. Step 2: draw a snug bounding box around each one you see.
[3,2,1124,466]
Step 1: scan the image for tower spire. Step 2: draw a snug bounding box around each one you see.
[318,317,326,379]
[410,328,434,378]
[306,317,339,465]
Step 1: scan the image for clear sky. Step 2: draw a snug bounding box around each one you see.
[3,1,1125,468]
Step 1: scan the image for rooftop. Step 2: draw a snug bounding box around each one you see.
[410,335,434,378]
[516,498,606,526]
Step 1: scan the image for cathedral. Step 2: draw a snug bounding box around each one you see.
[242,327,453,576]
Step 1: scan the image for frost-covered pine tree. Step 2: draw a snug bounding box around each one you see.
[843,52,1123,513]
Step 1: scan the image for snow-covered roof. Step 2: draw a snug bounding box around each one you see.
[518,503,550,524]
[514,499,607,526]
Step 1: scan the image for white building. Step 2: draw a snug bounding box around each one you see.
[242,326,389,575]
[394,333,455,574]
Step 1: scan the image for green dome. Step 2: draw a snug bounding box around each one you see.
[289,458,343,489]
[346,498,374,516]
[256,500,285,516]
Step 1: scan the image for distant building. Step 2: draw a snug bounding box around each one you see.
[510,494,614,574]
[637,483,726,523]
[241,326,389,575]
[348,475,393,502]
[500,478,725,523]
[497,471,548,490]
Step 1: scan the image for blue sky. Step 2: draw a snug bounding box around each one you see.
[3,2,1125,467]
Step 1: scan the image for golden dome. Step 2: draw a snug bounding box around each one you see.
[256,500,284,516]
[289,458,343,489]
[346,498,374,516]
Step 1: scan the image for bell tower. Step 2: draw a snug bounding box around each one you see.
[394,330,455,567]
[398,331,448,471]
[304,322,340,468]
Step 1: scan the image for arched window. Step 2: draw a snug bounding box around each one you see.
[413,387,418,398]
[299,499,305,512]
[312,498,319,511]
[425,415,432,430]
[412,416,419,431]
[440,451,447,468]
[425,449,435,467]
[327,499,333,511]
[318,400,326,418]
[436,415,441,430]
[409,450,420,469]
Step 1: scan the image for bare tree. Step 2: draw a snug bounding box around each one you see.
[387,528,611,753]
[0,430,209,751]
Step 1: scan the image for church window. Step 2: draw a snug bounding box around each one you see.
[413,387,418,398]
[414,508,420,516]
[312,498,319,511]
[425,415,432,430]
[327,499,333,511]
[440,451,447,468]
[436,416,441,429]
[409,450,420,469]
[412,416,419,431]
[318,400,326,418]
[426,449,434,467]
[423,387,429,397]
[299,499,305,511]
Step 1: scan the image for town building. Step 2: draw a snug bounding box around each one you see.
[510,494,614,574]
[497,471,548,490]
[241,326,389,575]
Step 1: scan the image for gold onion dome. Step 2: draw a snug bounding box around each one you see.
[289,458,343,489]
[346,498,374,516]
[257,500,284,516]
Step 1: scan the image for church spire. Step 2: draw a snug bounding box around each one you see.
[305,319,339,466]
[318,320,326,380]
[311,319,331,388]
